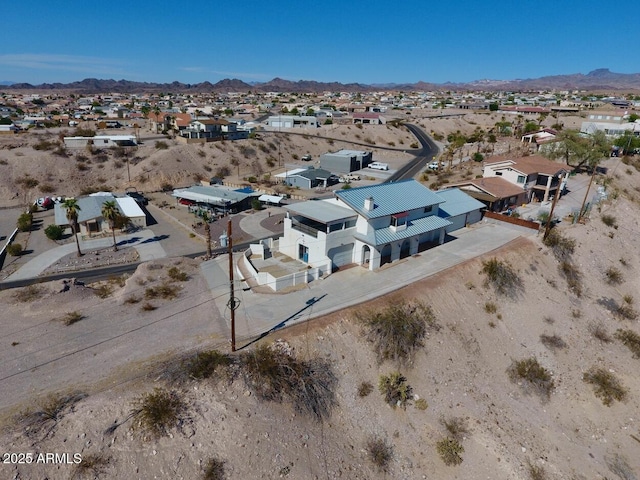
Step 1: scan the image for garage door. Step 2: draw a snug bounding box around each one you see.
[328,243,353,271]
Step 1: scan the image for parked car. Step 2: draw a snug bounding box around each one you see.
[126,191,149,206]
[301,154,312,161]
[427,161,444,170]
[368,162,389,171]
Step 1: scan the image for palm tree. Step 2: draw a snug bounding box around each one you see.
[62,198,82,257]
[101,200,120,252]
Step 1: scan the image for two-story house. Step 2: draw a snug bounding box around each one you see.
[279,180,483,272]
[482,155,568,203]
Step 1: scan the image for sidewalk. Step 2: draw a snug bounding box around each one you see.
[201,221,533,346]
[4,228,166,281]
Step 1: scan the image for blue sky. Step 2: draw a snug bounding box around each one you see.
[2,0,638,85]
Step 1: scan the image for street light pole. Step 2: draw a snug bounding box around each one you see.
[227,219,237,352]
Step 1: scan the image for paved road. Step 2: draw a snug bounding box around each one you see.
[387,123,439,182]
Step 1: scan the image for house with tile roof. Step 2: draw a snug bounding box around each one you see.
[482,155,568,203]
[444,176,529,212]
[278,180,484,272]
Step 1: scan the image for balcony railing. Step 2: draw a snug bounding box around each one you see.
[291,221,321,237]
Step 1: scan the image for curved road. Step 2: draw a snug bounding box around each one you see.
[387,123,440,182]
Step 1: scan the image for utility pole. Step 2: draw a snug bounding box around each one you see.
[543,174,563,240]
[577,165,598,223]
[227,219,238,352]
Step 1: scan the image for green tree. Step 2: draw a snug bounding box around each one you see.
[614,131,640,155]
[543,130,610,171]
[62,198,83,257]
[489,102,499,111]
[101,200,120,251]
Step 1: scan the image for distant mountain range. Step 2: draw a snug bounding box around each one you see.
[3,69,640,93]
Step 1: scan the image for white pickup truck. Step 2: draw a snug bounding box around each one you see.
[368,162,389,171]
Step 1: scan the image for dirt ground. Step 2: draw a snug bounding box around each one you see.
[2,114,640,479]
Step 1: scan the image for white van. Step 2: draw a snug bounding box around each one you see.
[368,162,389,171]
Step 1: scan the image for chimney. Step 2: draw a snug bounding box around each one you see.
[364,196,374,211]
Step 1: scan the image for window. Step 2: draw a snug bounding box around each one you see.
[495,171,503,176]
[424,205,433,214]
[345,219,356,228]
[329,222,343,232]
[391,213,408,227]
[517,175,526,183]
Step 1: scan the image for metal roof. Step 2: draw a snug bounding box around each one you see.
[286,200,356,224]
[436,188,486,218]
[335,179,444,219]
[172,185,256,205]
[54,195,125,225]
[355,215,452,246]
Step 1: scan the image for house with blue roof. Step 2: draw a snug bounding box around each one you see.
[278,180,484,272]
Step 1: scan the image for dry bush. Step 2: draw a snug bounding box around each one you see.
[167,266,188,281]
[71,453,110,479]
[601,214,618,228]
[238,343,336,421]
[357,381,373,397]
[202,457,226,480]
[21,392,87,440]
[140,302,157,311]
[132,388,188,439]
[60,311,84,326]
[540,334,567,351]
[436,437,464,466]
[181,350,231,381]
[481,258,523,298]
[13,285,44,303]
[605,266,624,285]
[378,372,412,409]
[559,261,582,297]
[583,367,628,406]
[365,436,393,472]
[92,284,114,299]
[615,329,640,358]
[440,416,469,442]
[508,357,555,399]
[484,302,497,314]
[527,459,548,480]
[354,300,438,365]
[145,283,179,300]
[589,322,612,343]
[543,228,576,262]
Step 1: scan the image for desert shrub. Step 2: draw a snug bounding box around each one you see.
[615,297,638,320]
[13,285,43,302]
[415,398,428,410]
[543,229,575,262]
[527,459,548,480]
[440,417,469,442]
[17,212,33,232]
[378,372,412,409]
[155,140,169,150]
[589,322,612,343]
[357,381,373,397]
[615,329,640,357]
[559,261,582,297]
[601,214,618,228]
[140,302,157,311]
[39,183,55,193]
[354,300,438,365]
[484,302,497,314]
[481,258,523,298]
[6,243,23,256]
[365,436,393,472]
[16,175,39,189]
[93,284,114,299]
[508,357,554,399]
[145,283,179,300]
[214,166,231,178]
[71,453,110,479]
[182,350,231,381]
[167,267,188,281]
[44,224,64,240]
[33,139,58,151]
[605,266,623,285]
[239,343,336,421]
[202,457,226,480]
[540,334,567,351]
[583,367,628,406]
[60,311,84,326]
[132,388,188,439]
[436,437,464,466]
[21,392,87,439]
[123,295,140,304]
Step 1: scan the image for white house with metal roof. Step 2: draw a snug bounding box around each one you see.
[54,194,146,235]
[279,180,483,272]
